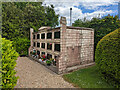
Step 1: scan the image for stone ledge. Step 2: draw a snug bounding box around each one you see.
[66,62,95,73]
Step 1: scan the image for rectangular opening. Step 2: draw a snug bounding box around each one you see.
[47,53,52,59]
[54,56,57,59]
[47,32,52,39]
[41,33,45,39]
[37,42,40,47]
[55,44,60,52]
[54,31,60,39]
[33,35,35,39]
[37,50,40,55]
[33,42,36,47]
[37,34,40,39]
[41,52,45,55]
[47,43,52,50]
[41,43,45,48]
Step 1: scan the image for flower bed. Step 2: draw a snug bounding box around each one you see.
[30,50,56,66]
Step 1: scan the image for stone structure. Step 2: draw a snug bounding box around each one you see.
[29,16,94,74]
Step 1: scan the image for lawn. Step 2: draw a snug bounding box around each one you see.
[63,65,114,88]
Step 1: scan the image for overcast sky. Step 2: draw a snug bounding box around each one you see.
[42,0,119,26]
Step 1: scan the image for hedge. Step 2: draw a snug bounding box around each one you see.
[1,38,19,88]
[95,28,120,87]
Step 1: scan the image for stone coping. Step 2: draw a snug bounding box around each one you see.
[66,62,95,73]
[32,26,94,34]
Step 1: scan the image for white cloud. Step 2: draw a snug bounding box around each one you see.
[83,10,113,19]
[42,0,119,26]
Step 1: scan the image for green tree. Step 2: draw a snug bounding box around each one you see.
[2,2,25,40]
[90,15,120,49]
[2,2,59,55]
[45,5,59,28]
[2,2,59,39]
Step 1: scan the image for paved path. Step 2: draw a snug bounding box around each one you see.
[15,57,74,88]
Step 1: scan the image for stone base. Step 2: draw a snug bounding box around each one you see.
[66,62,95,73]
[28,55,95,74]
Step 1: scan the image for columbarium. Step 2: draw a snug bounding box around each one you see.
[29,16,94,74]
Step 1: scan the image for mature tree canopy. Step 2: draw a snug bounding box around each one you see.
[2,2,59,55]
[2,2,59,40]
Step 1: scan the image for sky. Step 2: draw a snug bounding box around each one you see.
[42,0,120,26]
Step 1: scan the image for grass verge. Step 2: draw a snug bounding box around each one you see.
[63,65,114,88]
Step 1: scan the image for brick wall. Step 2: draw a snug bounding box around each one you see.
[66,29,81,67]
[81,30,94,64]
[58,17,67,74]
[65,29,94,67]
[57,17,94,74]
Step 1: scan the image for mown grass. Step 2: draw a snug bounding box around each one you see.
[63,65,114,88]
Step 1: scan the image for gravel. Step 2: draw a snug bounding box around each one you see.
[15,57,74,88]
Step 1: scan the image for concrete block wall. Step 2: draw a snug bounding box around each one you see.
[58,17,67,74]
[65,29,82,67]
[81,30,94,64]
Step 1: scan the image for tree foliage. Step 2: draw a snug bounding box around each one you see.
[2,2,59,39]
[2,2,59,55]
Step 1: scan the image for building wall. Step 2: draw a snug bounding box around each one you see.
[66,29,81,67]
[57,17,94,74]
[81,29,94,64]
[64,29,94,68]
[57,17,67,74]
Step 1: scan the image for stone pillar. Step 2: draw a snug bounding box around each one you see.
[52,43,55,59]
[30,28,34,47]
[45,42,47,50]
[45,52,47,57]
[40,42,41,48]
[52,32,54,39]
[58,17,67,74]
[52,43,54,52]
[52,54,54,59]
[29,28,34,56]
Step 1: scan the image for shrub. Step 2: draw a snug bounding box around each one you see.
[95,28,120,87]
[12,37,30,56]
[1,38,19,88]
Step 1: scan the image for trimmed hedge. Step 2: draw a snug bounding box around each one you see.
[95,28,120,87]
[1,38,19,88]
